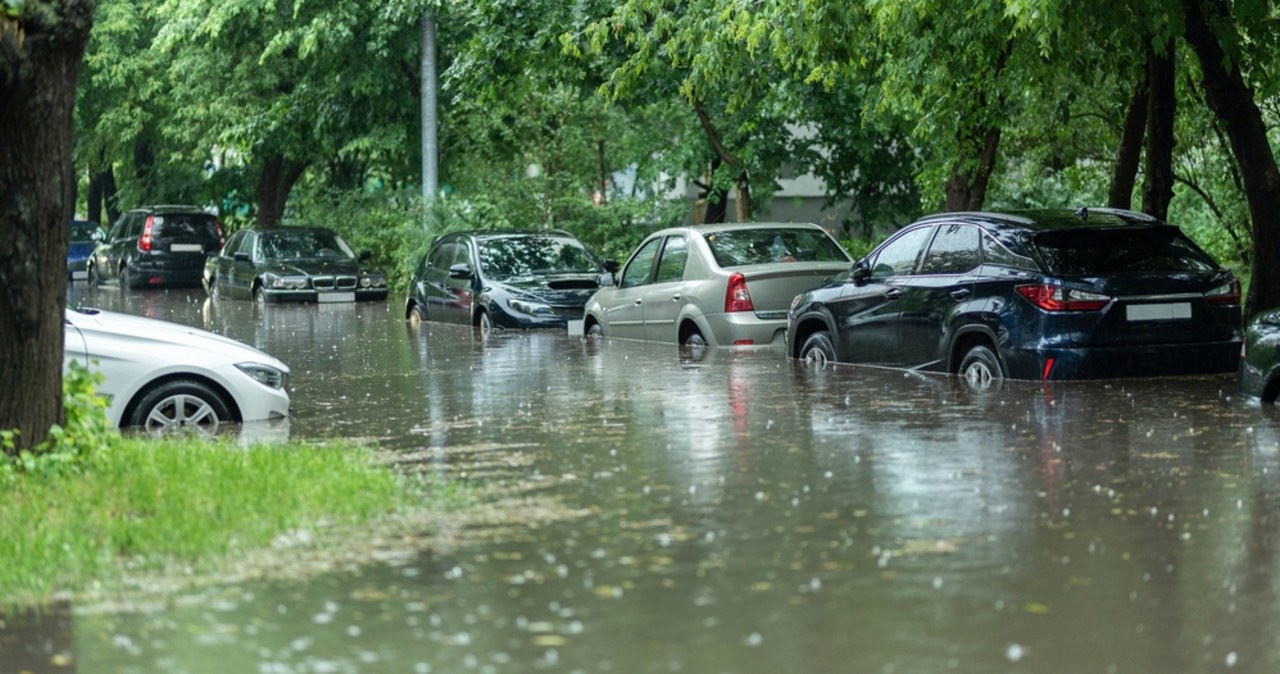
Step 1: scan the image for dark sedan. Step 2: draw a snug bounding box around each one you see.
[204,226,388,303]
[787,207,1242,383]
[1240,308,1280,403]
[405,230,604,331]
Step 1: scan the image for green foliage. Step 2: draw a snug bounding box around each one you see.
[1,361,117,488]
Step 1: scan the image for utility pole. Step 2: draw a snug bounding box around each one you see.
[420,10,438,229]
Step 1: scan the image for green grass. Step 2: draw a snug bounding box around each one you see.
[0,436,455,607]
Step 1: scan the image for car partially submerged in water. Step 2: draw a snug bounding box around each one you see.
[204,226,388,303]
[64,307,291,433]
[787,208,1242,383]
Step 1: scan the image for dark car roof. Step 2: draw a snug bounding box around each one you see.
[441,229,581,243]
[914,207,1164,232]
[252,226,337,235]
[127,205,214,215]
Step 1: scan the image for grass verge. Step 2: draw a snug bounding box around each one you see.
[0,436,452,608]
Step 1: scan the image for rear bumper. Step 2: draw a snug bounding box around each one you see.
[127,261,205,286]
[1004,339,1242,380]
[702,312,788,348]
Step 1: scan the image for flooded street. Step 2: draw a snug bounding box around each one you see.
[6,285,1280,673]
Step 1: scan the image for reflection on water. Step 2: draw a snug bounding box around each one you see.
[5,285,1279,672]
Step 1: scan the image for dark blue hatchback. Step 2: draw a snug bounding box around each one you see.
[786,208,1242,382]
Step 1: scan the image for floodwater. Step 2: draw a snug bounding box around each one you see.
[5,284,1280,673]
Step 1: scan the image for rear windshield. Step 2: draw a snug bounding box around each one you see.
[704,228,850,267]
[154,214,219,241]
[478,236,599,280]
[1034,227,1219,275]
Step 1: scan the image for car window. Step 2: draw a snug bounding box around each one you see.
[429,241,459,270]
[70,220,101,242]
[704,228,849,267]
[222,230,247,257]
[981,232,1036,270]
[124,215,143,239]
[154,213,219,241]
[621,237,662,289]
[1034,227,1219,275]
[653,236,687,283]
[869,226,933,278]
[259,230,354,259]
[477,236,599,281]
[918,224,980,275]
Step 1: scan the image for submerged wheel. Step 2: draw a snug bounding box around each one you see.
[800,331,837,366]
[477,310,493,334]
[959,344,1003,389]
[254,285,268,305]
[409,303,427,326]
[586,322,604,338]
[119,266,135,290]
[127,379,232,435]
[683,329,707,348]
[87,262,102,287]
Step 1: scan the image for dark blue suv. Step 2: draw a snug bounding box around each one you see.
[786,208,1242,382]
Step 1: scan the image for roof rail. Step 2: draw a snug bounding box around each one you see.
[1077,207,1159,223]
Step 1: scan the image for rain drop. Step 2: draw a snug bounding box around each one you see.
[1006,644,1025,662]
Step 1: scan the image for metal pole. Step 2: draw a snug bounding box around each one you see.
[420,11,438,229]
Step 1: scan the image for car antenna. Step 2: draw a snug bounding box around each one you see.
[1075,207,1088,222]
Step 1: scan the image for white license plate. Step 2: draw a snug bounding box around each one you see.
[317,292,355,303]
[71,271,88,280]
[1126,302,1191,321]
[170,243,203,252]
[566,319,584,336]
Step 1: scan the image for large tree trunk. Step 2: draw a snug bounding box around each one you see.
[0,2,95,454]
[1182,0,1280,319]
[1109,65,1150,209]
[87,165,119,227]
[1142,41,1176,221]
[255,154,307,229]
[692,97,751,221]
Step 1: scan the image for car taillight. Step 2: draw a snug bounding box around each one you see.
[215,219,226,247]
[138,215,155,253]
[1205,279,1241,306]
[724,273,754,313]
[1015,284,1110,312]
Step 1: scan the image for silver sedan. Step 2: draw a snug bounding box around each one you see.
[583,223,853,347]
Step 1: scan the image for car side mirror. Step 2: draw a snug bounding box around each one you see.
[602,259,619,273]
[448,262,474,280]
[234,252,251,262]
[358,250,372,261]
[850,260,872,286]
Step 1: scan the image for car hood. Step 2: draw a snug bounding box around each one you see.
[495,275,600,306]
[259,258,366,276]
[68,241,96,259]
[65,308,290,373]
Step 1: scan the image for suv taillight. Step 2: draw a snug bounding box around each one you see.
[1015,284,1110,311]
[138,215,155,253]
[215,219,226,247]
[724,273,754,313]
[1206,279,1241,306]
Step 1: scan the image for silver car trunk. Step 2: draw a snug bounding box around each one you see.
[738,262,851,316]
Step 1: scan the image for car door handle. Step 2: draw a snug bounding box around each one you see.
[884,288,903,300]
[634,298,643,306]
[950,288,971,301]
[671,294,681,301]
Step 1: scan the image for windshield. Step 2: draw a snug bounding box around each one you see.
[704,228,850,267]
[259,230,355,260]
[1034,228,1219,275]
[478,236,599,280]
[70,220,101,243]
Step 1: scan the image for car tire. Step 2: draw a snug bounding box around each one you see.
[120,266,135,290]
[586,322,604,338]
[477,310,493,334]
[800,331,837,366]
[127,379,232,435]
[254,285,268,305]
[959,344,1003,390]
[87,262,102,287]
[409,304,427,326]
[682,329,707,348]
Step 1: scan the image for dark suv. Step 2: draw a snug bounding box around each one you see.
[88,205,224,289]
[786,208,1242,382]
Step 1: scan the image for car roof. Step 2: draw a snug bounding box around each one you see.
[643,222,832,238]
[438,229,584,242]
[128,205,212,215]
[250,226,338,235]
[913,207,1166,232]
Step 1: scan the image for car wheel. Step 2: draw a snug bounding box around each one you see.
[409,303,426,326]
[254,285,268,305]
[800,331,837,366]
[682,329,708,348]
[959,344,1003,390]
[586,322,604,339]
[477,310,493,334]
[87,262,102,287]
[120,266,135,290]
[127,379,232,435]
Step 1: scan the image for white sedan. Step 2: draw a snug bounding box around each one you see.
[583,223,853,347]
[64,307,291,433]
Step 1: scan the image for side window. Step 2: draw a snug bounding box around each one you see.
[982,232,1036,270]
[240,232,257,260]
[869,226,933,278]
[108,215,131,241]
[125,215,144,239]
[222,231,246,258]
[621,238,662,289]
[428,241,458,270]
[918,224,980,274]
[653,236,687,283]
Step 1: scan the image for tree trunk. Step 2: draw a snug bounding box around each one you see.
[87,165,119,227]
[0,3,95,454]
[1142,41,1176,221]
[255,154,307,229]
[1109,66,1149,210]
[1182,0,1280,319]
[692,98,751,221]
[944,126,1002,211]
